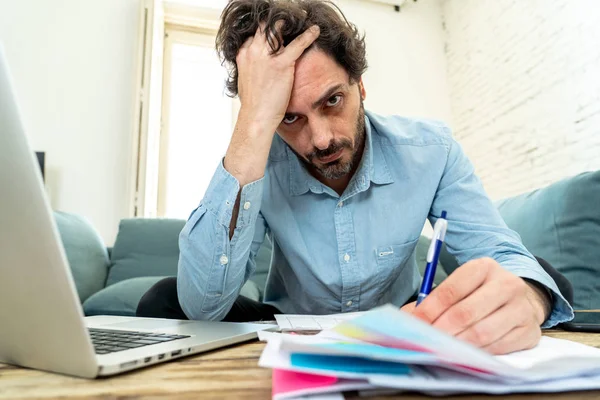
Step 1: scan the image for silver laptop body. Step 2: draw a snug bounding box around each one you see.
[0,47,276,378]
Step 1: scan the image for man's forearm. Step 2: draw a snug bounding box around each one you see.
[224,110,277,187]
[224,111,277,237]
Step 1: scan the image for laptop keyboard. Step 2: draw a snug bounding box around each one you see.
[89,328,190,355]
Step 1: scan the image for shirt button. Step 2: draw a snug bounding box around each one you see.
[337,201,343,207]
[346,300,353,307]
[343,254,350,262]
[219,255,228,265]
[243,201,251,210]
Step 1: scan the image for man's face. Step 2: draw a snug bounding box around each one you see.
[276,49,367,180]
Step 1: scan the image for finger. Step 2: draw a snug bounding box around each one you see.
[454,301,524,348]
[413,259,494,324]
[481,324,541,355]
[280,25,320,63]
[271,20,286,53]
[432,279,514,336]
[263,20,286,55]
[273,19,285,38]
[253,22,269,45]
[401,301,417,314]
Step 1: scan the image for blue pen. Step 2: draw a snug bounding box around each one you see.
[416,211,448,306]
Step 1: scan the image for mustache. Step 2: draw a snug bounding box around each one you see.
[306,139,353,162]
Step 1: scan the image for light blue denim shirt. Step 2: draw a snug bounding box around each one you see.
[178,111,573,327]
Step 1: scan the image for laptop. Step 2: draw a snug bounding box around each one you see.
[0,48,277,378]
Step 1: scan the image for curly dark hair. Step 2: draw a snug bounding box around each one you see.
[216,0,368,97]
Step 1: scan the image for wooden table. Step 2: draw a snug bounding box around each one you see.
[1,330,600,399]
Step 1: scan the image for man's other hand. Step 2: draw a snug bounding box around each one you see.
[401,258,550,355]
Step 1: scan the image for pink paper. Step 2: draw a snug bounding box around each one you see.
[272,368,338,397]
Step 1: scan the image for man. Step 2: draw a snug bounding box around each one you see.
[138,0,573,355]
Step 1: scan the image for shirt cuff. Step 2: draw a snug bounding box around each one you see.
[202,160,264,228]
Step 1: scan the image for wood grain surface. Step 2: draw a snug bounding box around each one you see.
[1,330,599,399]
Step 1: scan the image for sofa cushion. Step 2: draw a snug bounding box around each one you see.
[83,276,261,317]
[83,276,168,316]
[106,219,185,287]
[494,171,600,310]
[54,211,109,302]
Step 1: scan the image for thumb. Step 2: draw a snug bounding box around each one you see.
[401,301,417,314]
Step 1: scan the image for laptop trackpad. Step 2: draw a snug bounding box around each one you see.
[105,319,197,332]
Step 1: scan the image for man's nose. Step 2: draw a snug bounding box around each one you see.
[309,118,333,151]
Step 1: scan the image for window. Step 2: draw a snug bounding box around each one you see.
[158,29,235,219]
[131,1,238,219]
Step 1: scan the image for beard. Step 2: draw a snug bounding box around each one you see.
[304,101,366,180]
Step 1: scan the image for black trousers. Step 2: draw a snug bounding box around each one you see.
[136,277,281,322]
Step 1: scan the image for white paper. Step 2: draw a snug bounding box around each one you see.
[275,312,365,331]
[496,336,600,368]
[370,367,600,395]
[496,336,600,381]
[262,337,600,397]
[261,305,600,396]
[267,328,600,383]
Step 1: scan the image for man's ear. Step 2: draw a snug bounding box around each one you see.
[358,77,366,101]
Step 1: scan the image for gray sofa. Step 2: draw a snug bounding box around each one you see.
[56,170,599,316]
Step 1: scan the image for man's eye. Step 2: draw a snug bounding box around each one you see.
[283,115,298,124]
[326,95,342,107]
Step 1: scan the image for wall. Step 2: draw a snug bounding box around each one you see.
[442,0,600,200]
[0,0,140,244]
[338,0,453,123]
[171,0,454,122]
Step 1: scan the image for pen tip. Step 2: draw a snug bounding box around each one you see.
[441,211,447,219]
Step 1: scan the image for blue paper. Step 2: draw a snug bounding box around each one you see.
[290,353,411,375]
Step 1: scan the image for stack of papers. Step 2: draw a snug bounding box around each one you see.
[275,312,365,331]
[259,305,600,399]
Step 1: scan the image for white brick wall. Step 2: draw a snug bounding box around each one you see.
[442,0,600,200]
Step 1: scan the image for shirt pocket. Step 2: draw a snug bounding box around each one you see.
[375,238,419,302]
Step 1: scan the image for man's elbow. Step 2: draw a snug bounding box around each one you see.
[176,277,228,321]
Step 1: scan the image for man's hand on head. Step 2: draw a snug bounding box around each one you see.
[401,258,551,355]
[234,22,320,134]
[224,23,320,188]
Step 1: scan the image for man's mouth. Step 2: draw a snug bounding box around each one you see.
[317,149,343,164]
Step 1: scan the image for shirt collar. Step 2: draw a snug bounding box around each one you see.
[288,112,394,196]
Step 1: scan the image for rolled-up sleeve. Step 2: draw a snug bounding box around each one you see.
[429,125,573,328]
[177,161,268,321]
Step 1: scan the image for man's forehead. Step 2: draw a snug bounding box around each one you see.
[289,49,352,108]
[294,48,348,83]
